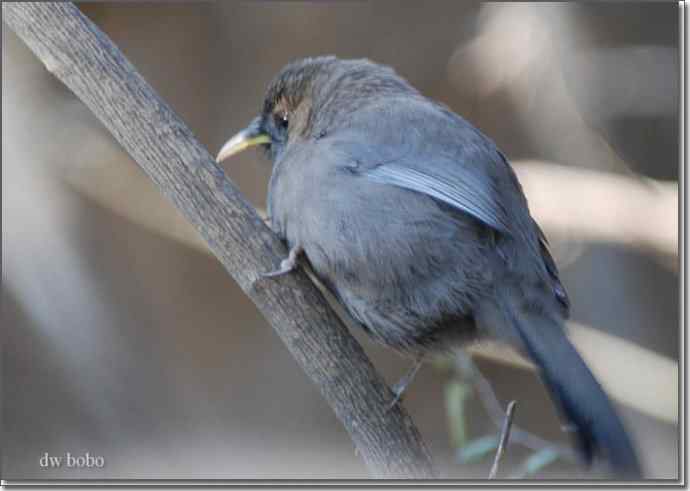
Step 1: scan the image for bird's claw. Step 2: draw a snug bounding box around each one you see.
[260,245,303,278]
[261,258,296,278]
[386,383,406,411]
[386,360,423,411]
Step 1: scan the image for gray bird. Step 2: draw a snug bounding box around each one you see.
[216,56,641,478]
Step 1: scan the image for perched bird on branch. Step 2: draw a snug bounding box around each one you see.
[216,56,641,478]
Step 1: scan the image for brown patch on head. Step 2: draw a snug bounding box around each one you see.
[272,95,297,129]
[266,93,313,140]
[287,97,312,139]
[273,96,291,121]
[261,57,337,138]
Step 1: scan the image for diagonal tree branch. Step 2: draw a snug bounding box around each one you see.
[2,2,435,478]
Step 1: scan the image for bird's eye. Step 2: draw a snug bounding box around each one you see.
[275,112,289,130]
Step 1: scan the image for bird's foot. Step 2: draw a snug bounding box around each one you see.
[386,360,423,411]
[261,245,303,278]
[387,391,404,411]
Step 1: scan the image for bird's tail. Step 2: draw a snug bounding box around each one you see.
[489,291,642,478]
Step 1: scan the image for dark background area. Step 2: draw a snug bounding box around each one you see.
[2,2,679,480]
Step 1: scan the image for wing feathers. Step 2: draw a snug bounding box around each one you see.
[363,164,511,233]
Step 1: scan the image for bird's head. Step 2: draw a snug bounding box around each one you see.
[216,56,414,164]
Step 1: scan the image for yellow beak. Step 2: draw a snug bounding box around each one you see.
[216,117,270,163]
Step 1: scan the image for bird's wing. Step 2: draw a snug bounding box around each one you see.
[362,162,512,233]
[535,222,571,315]
[320,98,570,312]
[327,104,518,235]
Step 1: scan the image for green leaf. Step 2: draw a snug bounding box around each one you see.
[445,381,471,449]
[430,356,454,372]
[457,434,499,464]
[510,447,560,478]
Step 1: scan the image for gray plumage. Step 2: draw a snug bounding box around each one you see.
[227,56,641,478]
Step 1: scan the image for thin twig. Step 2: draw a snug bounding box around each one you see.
[489,400,517,479]
[455,352,578,462]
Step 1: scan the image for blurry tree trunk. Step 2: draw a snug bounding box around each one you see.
[2,2,436,479]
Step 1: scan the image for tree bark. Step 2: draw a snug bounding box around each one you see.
[2,2,435,478]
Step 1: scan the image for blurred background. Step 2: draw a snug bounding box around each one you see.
[2,1,680,480]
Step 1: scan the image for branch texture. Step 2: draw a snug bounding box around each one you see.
[2,2,435,478]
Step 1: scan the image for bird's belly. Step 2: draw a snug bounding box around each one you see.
[332,278,480,355]
[287,186,491,354]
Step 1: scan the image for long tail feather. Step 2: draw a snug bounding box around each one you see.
[502,299,642,478]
